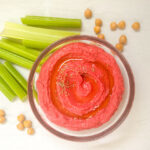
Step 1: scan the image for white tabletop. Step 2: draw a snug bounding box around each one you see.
[0,0,150,149]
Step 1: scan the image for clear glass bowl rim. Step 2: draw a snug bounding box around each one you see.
[28,35,135,142]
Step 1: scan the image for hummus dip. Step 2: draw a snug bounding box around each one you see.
[37,42,124,131]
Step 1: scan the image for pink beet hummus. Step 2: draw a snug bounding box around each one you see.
[36,42,124,131]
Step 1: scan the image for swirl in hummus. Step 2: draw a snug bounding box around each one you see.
[37,42,124,131]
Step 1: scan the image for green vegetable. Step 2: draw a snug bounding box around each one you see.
[4,61,39,103]
[21,16,81,28]
[22,39,51,50]
[0,48,41,72]
[0,76,16,101]
[4,62,27,92]
[1,39,48,65]
[1,22,80,49]
[33,85,38,104]
[0,39,39,62]
[2,39,41,54]
[0,63,27,101]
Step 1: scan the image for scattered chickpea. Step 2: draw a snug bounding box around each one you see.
[132,22,140,31]
[23,120,32,128]
[97,33,105,40]
[0,116,6,124]
[17,123,24,131]
[119,35,127,45]
[27,128,35,135]
[118,21,126,29]
[115,43,123,52]
[17,115,35,135]
[94,26,101,34]
[17,114,25,122]
[95,18,102,26]
[0,109,5,116]
[110,22,117,30]
[84,8,92,19]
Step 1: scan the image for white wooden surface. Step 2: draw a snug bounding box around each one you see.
[0,0,150,149]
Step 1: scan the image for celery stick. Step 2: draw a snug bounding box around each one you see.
[0,39,55,66]
[0,40,39,62]
[0,76,16,101]
[1,39,46,65]
[4,62,39,103]
[22,39,51,50]
[33,85,39,104]
[21,16,81,28]
[1,22,79,49]
[0,48,41,72]
[4,62,27,92]
[0,63,27,101]
[2,39,41,54]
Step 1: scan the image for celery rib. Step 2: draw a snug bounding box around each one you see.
[2,39,41,54]
[0,40,39,62]
[0,63,27,101]
[0,22,80,49]
[4,62,27,92]
[0,48,41,72]
[1,39,46,65]
[0,76,16,101]
[22,39,51,50]
[21,16,81,28]
[33,85,38,104]
[4,62,39,103]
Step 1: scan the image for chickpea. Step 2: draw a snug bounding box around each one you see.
[110,22,117,30]
[95,18,102,26]
[118,21,126,29]
[0,116,6,124]
[94,26,101,34]
[17,123,24,130]
[27,128,35,135]
[115,43,123,52]
[132,22,140,31]
[17,114,25,122]
[23,120,32,128]
[84,8,92,19]
[119,35,127,45]
[0,109,5,116]
[97,33,105,40]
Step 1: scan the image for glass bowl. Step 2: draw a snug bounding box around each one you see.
[28,35,135,142]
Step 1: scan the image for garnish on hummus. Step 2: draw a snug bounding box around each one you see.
[37,42,124,131]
